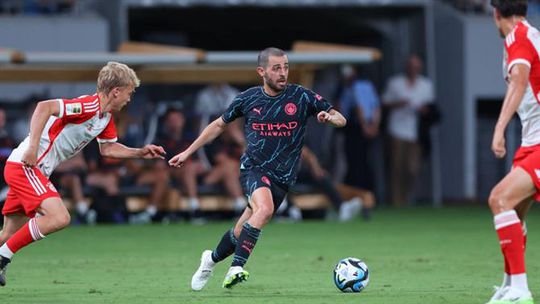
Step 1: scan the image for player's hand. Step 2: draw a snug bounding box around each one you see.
[21,147,38,167]
[140,145,166,159]
[491,131,506,159]
[317,111,332,123]
[168,151,190,168]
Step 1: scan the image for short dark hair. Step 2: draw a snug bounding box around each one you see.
[257,47,287,68]
[491,0,527,17]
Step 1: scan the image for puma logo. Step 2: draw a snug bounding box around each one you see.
[253,107,262,115]
[241,245,253,254]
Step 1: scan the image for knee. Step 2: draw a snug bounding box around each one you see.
[256,205,274,223]
[52,211,71,230]
[488,188,508,214]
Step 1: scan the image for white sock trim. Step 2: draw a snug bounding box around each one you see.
[494,210,520,230]
[510,273,529,291]
[29,218,45,241]
[0,244,14,259]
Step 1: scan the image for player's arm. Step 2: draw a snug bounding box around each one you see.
[317,109,347,128]
[99,142,165,159]
[21,100,61,167]
[492,63,530,158]
[168,117,228,167]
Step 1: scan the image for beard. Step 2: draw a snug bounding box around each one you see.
[265,76,286,93]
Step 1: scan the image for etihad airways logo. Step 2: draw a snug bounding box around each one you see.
[252,121,298,137]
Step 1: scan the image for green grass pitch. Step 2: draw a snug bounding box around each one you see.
[2,206,540,303]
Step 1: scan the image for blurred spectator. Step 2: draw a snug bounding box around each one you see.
[11,102,36,143]
[0,107,15,200]
[287,147,366,221]
[155,107,246,220]
[195,83,239,117]
[195,83,244,149]
[83,140,127,223]
[83,112,169,224]
[382,54,434,206]
[338,65,381,192]
[50,153,94,224]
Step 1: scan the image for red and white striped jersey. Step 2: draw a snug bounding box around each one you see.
[503,20,540,147]
[8,94,117,177]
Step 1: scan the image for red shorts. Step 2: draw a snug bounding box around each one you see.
[514,145,540,201]
[3,162,60,217]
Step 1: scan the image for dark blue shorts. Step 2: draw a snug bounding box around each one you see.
[240,168,289,214]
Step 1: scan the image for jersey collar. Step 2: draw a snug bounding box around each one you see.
[260,84,288,99]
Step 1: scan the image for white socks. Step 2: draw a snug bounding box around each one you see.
[0,244,14,259]
[511,273,529,292]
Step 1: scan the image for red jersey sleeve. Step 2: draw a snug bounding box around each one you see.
[97,116,118,143]
[506,27,535,74]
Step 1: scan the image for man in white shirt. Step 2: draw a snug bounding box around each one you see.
[382,55,434,206]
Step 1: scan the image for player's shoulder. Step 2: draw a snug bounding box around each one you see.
[288,83,308,93]
[507,21,535,47]
[236,86,262,99]
[62,94,99,116]
[64,94,98,103]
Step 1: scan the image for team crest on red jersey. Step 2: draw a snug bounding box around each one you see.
[261,176,271,185]
[285,103,297,115]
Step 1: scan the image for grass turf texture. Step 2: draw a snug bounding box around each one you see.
[2,206,539,303]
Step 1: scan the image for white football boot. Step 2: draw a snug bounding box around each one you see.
[191,250,216,291]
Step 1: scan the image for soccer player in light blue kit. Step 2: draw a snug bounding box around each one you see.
[169,47,346,289]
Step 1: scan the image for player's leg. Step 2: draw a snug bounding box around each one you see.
[0,214,29,246]
[1,197,70,253]
[191,207,252,291]
[515,199,532,252]
[0,197,70,257]
[0,214,27,286]
[487,167,535,303]
[492,197,533,300]
[0,197,69,286]
[223,186,280,288]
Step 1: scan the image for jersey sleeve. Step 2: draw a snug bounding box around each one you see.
[221,95,245,123]
[304,87,333,116]
[97,116,118,143]
[506,30,535,74]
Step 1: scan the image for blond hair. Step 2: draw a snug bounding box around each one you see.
[97,61,140,94]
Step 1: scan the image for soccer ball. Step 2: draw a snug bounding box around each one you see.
[333,257,369,293]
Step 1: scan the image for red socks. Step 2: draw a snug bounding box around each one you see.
[495,211,525,275]
[6,218,45,255]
